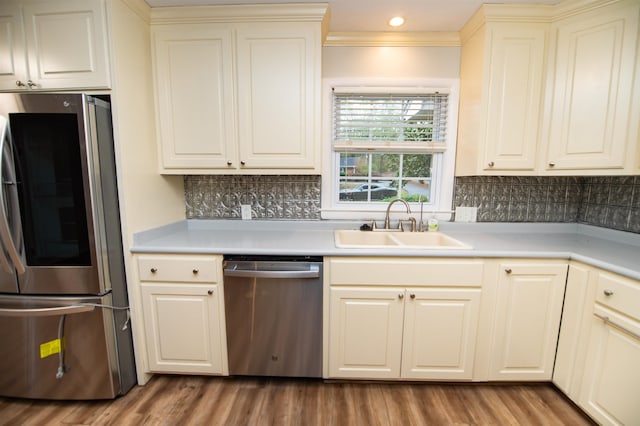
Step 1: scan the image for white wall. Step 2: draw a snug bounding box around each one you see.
[322,46,461,79]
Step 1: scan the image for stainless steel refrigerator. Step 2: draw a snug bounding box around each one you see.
[0,93,136,400]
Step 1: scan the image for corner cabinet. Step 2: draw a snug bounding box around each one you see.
[456,0,640,176]
[137,254,228,375]
[0,0,110,91]
[150,4,326,174]
[326,257,485,381]
[542,0,640,172]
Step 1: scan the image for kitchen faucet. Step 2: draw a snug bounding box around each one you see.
[383,199,415,231]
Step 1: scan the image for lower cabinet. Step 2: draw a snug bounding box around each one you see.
[137,254,228,375]
[326,257,484,381]
[578,270,640,426]
[488,261,568,380]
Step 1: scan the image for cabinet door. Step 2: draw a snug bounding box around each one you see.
[402,288,481,380]
[328,287,404,379]
[21,0,110,89]
[580,307,640,426]
[552,263,596,398]
[236,23,319,171]
[141,283,226,374]
[152,24,236,171]
[0,1,28,91]
[489,263,567,380]
[545,2,639,171]
[483,24,547,172]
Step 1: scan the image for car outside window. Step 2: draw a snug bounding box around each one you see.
[321,81,458,220]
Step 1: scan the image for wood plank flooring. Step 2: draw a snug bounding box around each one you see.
[0,375,595,426]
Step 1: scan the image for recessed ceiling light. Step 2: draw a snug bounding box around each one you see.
[388,16,405,28]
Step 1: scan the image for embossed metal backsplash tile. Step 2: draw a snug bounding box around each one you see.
[454,176,640,233]
[185,174,639,233]
[185,175,321,220]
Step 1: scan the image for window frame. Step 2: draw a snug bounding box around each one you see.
[321,78,460,221]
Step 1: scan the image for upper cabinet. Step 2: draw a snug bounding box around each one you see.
[543,0,640,172]
[150,4,327,174]
[456,11,548,175]
[0,0,110,91]
[456,0,640,176]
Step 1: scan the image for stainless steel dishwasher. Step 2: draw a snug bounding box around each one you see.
[223,256,322,378]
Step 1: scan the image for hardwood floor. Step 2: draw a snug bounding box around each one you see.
[0,375,594,426]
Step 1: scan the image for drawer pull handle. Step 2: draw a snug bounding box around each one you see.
[603,289,614,296]
[594,313,640,340]
[505,268,512,274]
[488,161,495,167]
[207,289,213,295]
[398,293,404,300]
[150,268,157,273]
[410,293,416,300]
[193,269,199,274]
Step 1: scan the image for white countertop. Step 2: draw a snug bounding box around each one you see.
[132,220,640,280]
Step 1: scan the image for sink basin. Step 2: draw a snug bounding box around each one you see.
[334,230,472,249]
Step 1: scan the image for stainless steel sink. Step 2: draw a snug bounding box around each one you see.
[334,230,472,249]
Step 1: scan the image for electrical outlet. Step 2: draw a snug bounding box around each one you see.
[455,206,477,222]
[240,204,252,220]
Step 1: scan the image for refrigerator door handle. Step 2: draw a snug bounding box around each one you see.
[0,116,25,274]
[0,304,95,317]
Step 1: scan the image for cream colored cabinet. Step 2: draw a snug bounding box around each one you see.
[328,286,404,379]
[552,263,598,399]
[151,24,235,170]
[543,0,640,172]
[326,257,484,381]
[0,0,110,91]
[488,261,567,380]
[456,11,548,175]
[579,271,640,426]
[150,5,325,174]
[456,0,640,176]
[137,254,228,375]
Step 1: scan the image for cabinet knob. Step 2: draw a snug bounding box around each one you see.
[488,161,495,167]
[26,80,37,88]
[505,268,512,274]
[207,289,214,295]
[410,293,416,300]
[16,80,26,87]
[398,293,404,300]
[227,160,232,166]
[548,161,556,167]
[240,160,246,166]
[192,268,199,274]
[603,289,614,296]
[150,267,157,273]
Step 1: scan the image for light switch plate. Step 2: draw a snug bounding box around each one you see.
[455,206,477,222]
[240,204,252,220]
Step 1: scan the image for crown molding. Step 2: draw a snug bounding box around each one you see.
[150,3,328,25]
[324,32,461,47]
[119,0,151,24]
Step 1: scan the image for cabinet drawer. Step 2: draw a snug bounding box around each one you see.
[596,272,640,321]
[328,258,483,287]
[137,255,219,283]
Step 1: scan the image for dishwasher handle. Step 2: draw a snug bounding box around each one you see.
[223,263,320,279]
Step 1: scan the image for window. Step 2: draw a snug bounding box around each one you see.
[321,81,459,220]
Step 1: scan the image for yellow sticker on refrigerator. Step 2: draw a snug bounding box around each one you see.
[40,338,64,359]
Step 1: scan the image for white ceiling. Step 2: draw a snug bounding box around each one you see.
[144,0,562,32]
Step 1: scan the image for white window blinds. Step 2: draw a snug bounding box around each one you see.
[332,91,449,152]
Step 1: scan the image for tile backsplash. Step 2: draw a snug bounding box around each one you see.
[185,175,640,234]
[185,175,321,220]
[454,176,640,233]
